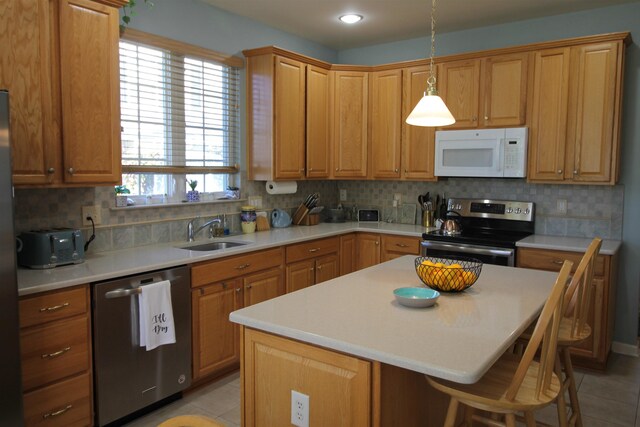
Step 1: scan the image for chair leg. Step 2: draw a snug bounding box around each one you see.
[524,411,537,427]
[464,405,474,427]
[555,353,569,427]
[505,413,517,427]
[562,347,583,427]
[444,397,459,427]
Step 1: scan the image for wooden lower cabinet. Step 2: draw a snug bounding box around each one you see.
[340,233,357,275]
[381,234,421,262]
[356,233,421,271]
[356,233,381,270]
[517,247,617,369]
[19,285,92,427]
[191,248,285,381]
[241,328,451,427]
[285,237,340,292]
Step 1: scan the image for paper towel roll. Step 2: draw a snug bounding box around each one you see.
[265,181,297,195]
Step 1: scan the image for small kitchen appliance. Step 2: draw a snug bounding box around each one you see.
[17,228,85,269]
[422,198,534,266]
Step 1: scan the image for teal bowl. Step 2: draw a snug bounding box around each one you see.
[393,287,440,308]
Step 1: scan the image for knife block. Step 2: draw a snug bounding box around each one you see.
[292,204,309,225]
[300,213,320,226]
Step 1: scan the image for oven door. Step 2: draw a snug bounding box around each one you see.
[421,241,515,266]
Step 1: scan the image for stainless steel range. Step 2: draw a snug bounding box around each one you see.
[421,198,535,266]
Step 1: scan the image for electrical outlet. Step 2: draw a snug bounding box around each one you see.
[394,193,402,203]
[248,196,262,208]
[82,205,102,226]
[291,390,309,427]
[557,199,567,215]
[339,189,347,202]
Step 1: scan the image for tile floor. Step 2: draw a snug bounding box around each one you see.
[125,352,640,427]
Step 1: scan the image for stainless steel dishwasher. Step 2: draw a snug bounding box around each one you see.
[92,266,191,426]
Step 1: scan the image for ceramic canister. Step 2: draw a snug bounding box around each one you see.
[240,205,257,233]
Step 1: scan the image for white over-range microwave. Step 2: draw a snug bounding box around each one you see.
[434,127,528,178]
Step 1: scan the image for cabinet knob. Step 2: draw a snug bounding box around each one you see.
[235,288,241,293]
[245,285,252,289]
[310,268,314,272]
[375,241,379,245]
[573,169,579,175]
[67,167,75,175]
[484,116,489,120]
[557,169,563,174]
[301,168,305,172]
[317,265,322,270]
[394,168,399,173]
[335,168,339,172]
[308,168,313,172]
[47,167,55,174]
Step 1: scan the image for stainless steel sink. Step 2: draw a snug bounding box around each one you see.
[179,241,250,251]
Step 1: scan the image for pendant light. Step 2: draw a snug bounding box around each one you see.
[406,0,455,127]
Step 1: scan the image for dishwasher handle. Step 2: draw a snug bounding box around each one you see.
[104,277,180,299]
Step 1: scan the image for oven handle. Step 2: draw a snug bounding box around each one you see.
[421,241,514,260]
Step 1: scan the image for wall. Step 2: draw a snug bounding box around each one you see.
[338,2,640,347]
[14,1,639,346]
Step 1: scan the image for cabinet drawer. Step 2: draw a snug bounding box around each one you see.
[517,247,606,277]
[19,286,88,328]
[286,237,339,263]
[381,235,421,256]
[191,247,284,287]
[23,371,92,427]
[21,316,90,391]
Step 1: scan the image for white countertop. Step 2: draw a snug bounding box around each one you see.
[230,255,558,384]
[17,222,431,296]
[516,235,621,255]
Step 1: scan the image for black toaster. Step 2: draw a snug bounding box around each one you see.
[17,228,85,269]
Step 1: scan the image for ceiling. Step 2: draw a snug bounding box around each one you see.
[200,0,638,50]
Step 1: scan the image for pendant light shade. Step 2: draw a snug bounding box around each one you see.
[406,91,455,127]
[406,0,455,127]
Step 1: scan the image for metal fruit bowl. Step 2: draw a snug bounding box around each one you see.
[414,256,483,292]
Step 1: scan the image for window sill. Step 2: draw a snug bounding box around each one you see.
[109,198,247,211]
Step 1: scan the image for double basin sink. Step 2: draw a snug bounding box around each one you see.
[178,240,250,252]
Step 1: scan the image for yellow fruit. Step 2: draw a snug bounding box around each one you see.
[462,271,477,285]
[448,263,462,269]
[434,262,445,268]
[421,259,434,266]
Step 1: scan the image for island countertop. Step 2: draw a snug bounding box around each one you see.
[230,256,559,384]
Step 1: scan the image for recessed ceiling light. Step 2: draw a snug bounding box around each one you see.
[339,14,363,24]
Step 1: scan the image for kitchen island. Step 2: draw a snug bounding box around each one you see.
[230,256,559,426]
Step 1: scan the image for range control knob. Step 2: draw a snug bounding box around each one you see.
[506,207,513,213]
[515,208,522,214]
[524,208,530,215]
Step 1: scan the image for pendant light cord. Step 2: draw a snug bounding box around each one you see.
[427,0,438,93]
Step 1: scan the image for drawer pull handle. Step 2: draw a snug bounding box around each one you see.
[43,404,72,419]
[235,263,251,270]
[551,259,564,265]
[395,243,408,248]
[308,248,320,253]
[39,302,69,312]
[41,347,71,359]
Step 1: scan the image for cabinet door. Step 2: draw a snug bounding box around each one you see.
[567,42,619,183]
[286,259,315,293]
[59,0,121,184]
[0,0,61,185]
[381,235,421,262]
[243,267,284,307]
[315,254,339,284]
[528,48,570,182]
[440,59,480,129]
[356,233,380,271]
[306,65,331,178]
[401,66,436,180]
[482,53,528,127]
[370,69,402,178]
[333,71,368,178]
[274,55,306,180]
[192,280,242,380]
[340,233,357,276]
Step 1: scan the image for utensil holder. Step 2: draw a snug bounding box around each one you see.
[423,210,435,228]
[301,213,319,226]
[292,204,309,225]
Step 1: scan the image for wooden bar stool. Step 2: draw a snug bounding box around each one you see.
[554,237,602,427]
[426,260,573,427]
[157,415,226,427]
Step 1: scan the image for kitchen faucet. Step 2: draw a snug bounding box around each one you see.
[187,217,222,242]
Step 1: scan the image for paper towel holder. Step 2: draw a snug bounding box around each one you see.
[265,180,297,195]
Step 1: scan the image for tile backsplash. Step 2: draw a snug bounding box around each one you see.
[14,176,623,254]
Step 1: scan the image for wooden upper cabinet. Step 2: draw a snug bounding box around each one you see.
[528,48,571,182]
[306,65,331,178]
[369,69,402,179]
[59,0,121,184]
[333,70,368,178]
[439,59,481,129]
[529,40,624,184]
[401,65,437,180]
[481,53,528,127]
[0,0,60,185]
[1,0,125,186]
[273,56,306,180]
[567,42,620,183]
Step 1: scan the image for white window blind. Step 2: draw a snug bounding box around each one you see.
[119,35,240,194]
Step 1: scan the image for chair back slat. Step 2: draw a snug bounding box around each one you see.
[565,238,602,338]
[506,261,572,401]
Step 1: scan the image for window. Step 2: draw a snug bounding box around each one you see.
[118,30,241,200]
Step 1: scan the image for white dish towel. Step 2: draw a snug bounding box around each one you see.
[138,280,176,351]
